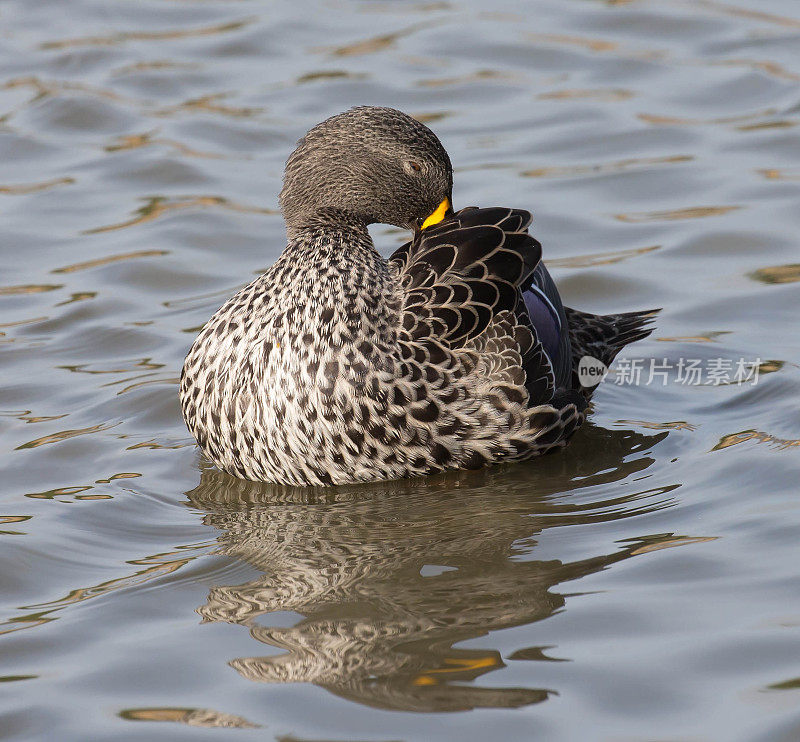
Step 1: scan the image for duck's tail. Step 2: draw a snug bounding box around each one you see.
[564,306,660,399]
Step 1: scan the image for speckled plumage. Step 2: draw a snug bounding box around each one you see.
[180,107,656,485]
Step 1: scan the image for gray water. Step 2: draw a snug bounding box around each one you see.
[2,0,800,739]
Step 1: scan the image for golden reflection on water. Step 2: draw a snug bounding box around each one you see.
[0,543,213,637]
[2,76,133,106]
[638,109,778,127]
[410,110,452,123]
[0,284,63,296]
[83,195,276,235]
[766,677,800,691]
[0,177,75,195]
[25,486,94,500]
[617,420,698,431]
[60,358,164,375]
[712,429,800,451]
[537,88,635,101]
[177,425,700,713]
[120,706,259,729]
[16,422,118,450]
[0,675,38,683]
[547,244,660,269]
[39,17,258,50]
[0,515,32,536]
[361,0,452,13]
[56,292,97,307]
[656,332,732,343]
[0,409,66,424]
[629,535,717,555]
[126,439,193,451]
[95,472,142,484]
[737,120,796,131]
[0,515,32,525]
[527,33,619,53]
[614,205,741,223]
[154,93,264,119]
[112,60,201,76]
[521,155,692,180]
[105,132,227,160]
[693,0,800,29]
[114,375,180,396]
[52,250,168,274]
[296,70,368,84]
[18,414,64,424]
[758,168,800,181]
[527,31,670,64]
[530,21,800,84]
[417,70,516,88]
[709,58,800,82]
[317,24,427,57]
[0,317,50,330]
[22,475,139,500]
[749,264,800,284]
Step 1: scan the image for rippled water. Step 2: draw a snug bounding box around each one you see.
[2,0,800,739]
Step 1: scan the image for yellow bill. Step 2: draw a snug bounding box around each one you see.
[421,197,451,230]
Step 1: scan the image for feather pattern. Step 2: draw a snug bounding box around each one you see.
[181,207,599,485]
[180,107,658,486]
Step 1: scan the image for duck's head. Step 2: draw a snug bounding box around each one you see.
[280,106,453,235]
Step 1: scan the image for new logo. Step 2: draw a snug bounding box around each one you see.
[577,355,608,387]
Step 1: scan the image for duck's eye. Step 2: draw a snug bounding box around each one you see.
[404,160,422,175]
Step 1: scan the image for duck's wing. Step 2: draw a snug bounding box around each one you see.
[389,206,557,404]
[523,262,573,390]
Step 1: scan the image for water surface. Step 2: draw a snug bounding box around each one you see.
[1,0,800,740]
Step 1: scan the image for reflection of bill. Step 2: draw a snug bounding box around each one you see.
[186,423,680,713]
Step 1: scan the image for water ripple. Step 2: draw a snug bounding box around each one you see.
[39,17,258,50]
[83,195,276,234]
[1,0,799,737]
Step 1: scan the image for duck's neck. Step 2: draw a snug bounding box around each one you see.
[275,208,396,348]
[279,206,390,308]
[284,207,371,244]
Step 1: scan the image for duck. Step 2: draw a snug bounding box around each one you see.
[180,106,657,486]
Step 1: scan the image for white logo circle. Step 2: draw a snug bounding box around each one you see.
[577,355,608,387]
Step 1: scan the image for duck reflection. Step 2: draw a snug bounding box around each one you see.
[186,424,671,713]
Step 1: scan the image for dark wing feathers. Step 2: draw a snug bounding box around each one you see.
[526,263,572,389]
[390,206,658,417]
[565,307,659,368]
[391,206,555,401]
[391,206,534,267]
[440,206,533,233]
